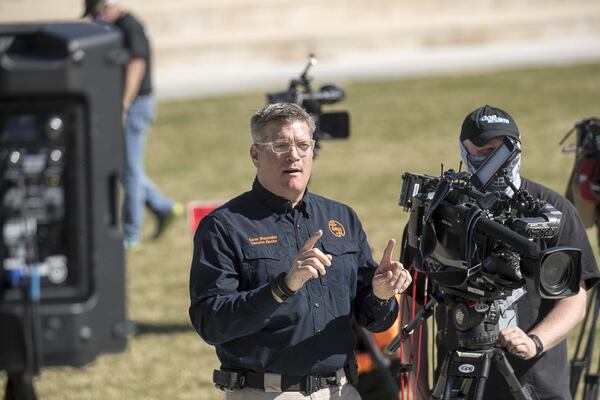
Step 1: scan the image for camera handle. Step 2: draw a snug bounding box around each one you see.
[386,297,438,355]
[498,169,519,194]
[354,325,403,399]
[497,169,541,216]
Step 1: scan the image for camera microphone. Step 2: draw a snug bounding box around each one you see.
[475,217,539,258]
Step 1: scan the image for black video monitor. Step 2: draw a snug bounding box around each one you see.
[470,136,519,192]
[317,111,350,139]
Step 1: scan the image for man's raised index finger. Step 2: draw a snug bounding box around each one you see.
[301,230,323,252]
[380,239,396,266]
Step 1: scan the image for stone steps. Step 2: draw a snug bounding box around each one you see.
[1,0,599,97]
[149,3,600,70]
[2,1,599,62]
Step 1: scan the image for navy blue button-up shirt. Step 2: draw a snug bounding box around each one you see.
[189,179,398,375]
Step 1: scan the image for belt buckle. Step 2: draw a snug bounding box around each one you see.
[305,375,320,395]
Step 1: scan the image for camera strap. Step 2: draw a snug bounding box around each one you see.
[423,179,451,223]
[416,179,468,286]
[419,178,452,262]
[465,206,483,275]
[417,179,484,287]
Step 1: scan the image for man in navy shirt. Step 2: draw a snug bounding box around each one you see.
[189,103,412,399]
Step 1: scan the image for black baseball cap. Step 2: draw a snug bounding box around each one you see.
[460,105,520,146]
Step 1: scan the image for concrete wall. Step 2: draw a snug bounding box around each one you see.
[1,0,600,98]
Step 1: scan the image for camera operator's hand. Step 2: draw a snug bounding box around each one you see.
[372,239,412,300]
[284,230,332,292]
[497,327,538,360]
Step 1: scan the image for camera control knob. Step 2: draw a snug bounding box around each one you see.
[46,116,64,140]
[9,150,21,164]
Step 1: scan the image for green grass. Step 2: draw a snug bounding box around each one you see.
[3,62,600,399]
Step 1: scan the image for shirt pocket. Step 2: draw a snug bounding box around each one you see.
[321,240,359,295]
[240,245,284,289]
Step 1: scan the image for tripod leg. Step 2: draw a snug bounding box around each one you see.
[431,351,475,400]
[492,349,538,400]
[431,353,451,400]
[470,352,492,400]
[579,286,600,400]
[595,206,600,248]
[569,287,597,397]
[582,374,599,400]
[4,371,37,400]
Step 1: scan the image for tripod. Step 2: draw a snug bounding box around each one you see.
[434,293,542,400]
[387,296,539,400]
[431,347,537,400]
[430,301,538,400]
[569,284,600,399]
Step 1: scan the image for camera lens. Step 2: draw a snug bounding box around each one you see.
[540,252,573,296]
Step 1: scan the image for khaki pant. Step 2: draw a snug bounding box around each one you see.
[224,382,362,400]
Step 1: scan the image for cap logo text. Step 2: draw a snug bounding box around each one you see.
[480,115,509,124]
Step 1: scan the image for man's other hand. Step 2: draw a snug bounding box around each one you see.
[372,239,412,301]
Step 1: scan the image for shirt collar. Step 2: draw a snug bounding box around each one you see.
[252,177,310,216]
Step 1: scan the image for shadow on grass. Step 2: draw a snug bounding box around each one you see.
[133,321,194,336]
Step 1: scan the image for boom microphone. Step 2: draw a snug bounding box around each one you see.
[475,216,539,258]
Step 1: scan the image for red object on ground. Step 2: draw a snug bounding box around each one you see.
[187,200,224,236]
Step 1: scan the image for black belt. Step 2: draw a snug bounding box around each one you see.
[244,371,341,394]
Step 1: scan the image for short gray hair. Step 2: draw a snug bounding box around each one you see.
[250,103,316,143]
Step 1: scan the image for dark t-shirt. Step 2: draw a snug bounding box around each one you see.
[431,177,600,399]
[115,13,152,96]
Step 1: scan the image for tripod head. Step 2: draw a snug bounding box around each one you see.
[385,282,538,400]
[385,281,521,355]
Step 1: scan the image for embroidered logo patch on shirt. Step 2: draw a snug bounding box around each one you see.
[249,235,278,245]
[328,220,345,238]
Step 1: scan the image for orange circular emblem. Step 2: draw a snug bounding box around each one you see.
[328,220,346,238]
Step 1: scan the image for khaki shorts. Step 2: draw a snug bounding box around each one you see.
[224,382,362,400]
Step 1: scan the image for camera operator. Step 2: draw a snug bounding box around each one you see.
[405,105,600,399]
[189,103,411,399]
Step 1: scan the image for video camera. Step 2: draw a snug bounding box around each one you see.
[398,137,581,348]
[266,54,350,156]
[560,118,600,231]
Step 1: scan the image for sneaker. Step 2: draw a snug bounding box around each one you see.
[124,237,141,251]
[153,202,184,240]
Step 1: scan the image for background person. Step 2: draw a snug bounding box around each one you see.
[189,103,412,399]
[83,0,182,250]
[405,104,600,399]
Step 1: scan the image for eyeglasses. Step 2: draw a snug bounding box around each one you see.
[255,139,316,157]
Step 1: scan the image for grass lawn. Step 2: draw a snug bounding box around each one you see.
[2,61,600,399]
